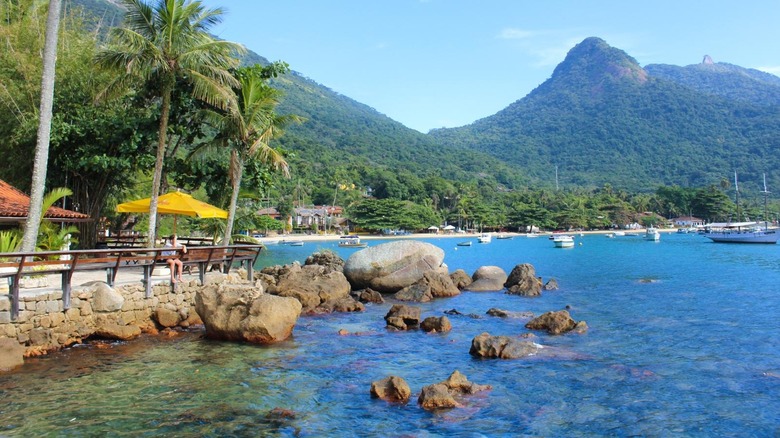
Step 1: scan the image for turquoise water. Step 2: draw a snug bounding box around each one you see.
[2,234,780,436]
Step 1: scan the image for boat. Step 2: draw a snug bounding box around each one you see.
[645,227,661,241]
[496,234,513,240]
[283,240,304,246]
[525,233,540,238]
[553,235,574,248]
[701,221,779,244]
[457,241,473,247]
[477,233,492,244]
[338,235,367,248]
[702,173,780,244]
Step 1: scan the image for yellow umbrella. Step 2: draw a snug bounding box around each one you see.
[117,191,227,233]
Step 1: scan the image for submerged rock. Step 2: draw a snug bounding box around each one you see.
[418,371,492,410]
[370,376,412,403]
[384,304,421,330]
[525,310,581,335]
[469,332,543,359]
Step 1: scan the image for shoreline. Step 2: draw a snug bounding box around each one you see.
[257,228,678,244]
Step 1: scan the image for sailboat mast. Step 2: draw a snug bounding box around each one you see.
[734,171,741,222]
[760,173,770,229]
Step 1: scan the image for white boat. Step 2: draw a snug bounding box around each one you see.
[338,235,367,248]
[477,233,492,243]
[645,228,661,241]
[525,233,540,238]
[285,240,304,246]
[702,222,779,244]
[613,231,625,236]
[496,234,513,240]
[457,241,473,247]
[553,235,574,248]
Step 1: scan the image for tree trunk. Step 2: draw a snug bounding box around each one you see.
[147,84,173,246]
[21,0,62,252]
[223,149,242,244]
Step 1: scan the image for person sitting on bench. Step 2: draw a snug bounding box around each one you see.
[162,234,187,283]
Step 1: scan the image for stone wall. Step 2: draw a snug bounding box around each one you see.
[0,276,226,357]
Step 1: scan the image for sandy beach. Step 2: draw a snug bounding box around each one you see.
[256,228,677,245]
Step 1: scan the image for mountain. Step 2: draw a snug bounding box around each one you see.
[646,56,780,105]
[429,37,780,191]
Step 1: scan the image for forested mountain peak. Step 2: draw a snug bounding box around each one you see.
[547,37,648,90]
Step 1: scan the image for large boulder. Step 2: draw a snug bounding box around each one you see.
[343,241,445,293]
[384,304,421,330]
[91,282,124,312]
[304,250,345,273]
[0,338,24,371]
[466,266,508,291]
[504,263,543,297]
[94,323,142,341]
[420,316,452,333]
[195,283,302,344]
[469,332,543,359]
[525,310,580,335]
[261,263,356,314]
[370,376,412,403]
[449,269,472,290]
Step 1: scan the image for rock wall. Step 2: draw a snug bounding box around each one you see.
[0,275,234,357]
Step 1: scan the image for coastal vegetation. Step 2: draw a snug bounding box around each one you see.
[0,1,777,248]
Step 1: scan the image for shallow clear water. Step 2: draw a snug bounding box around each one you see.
[2,234,780,436]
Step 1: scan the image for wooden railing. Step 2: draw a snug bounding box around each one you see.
[0,244,264,321]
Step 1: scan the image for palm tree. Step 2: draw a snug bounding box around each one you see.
[95,0,244,245]
[21,0,62,252]
[198,64,301,244]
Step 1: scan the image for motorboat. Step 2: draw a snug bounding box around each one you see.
[457,241,473,247]
[478,233,492,243]
[645,228,661,241]
[496,234,513,240]
[553,235,574,248]
[338,235,367,248]
[287,240,304,246]
[701,222,779,244]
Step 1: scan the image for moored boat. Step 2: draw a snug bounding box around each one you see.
[338,235,368,248]
[457,241,473,246]
[478,233,492,243]
[553,235,574,248]
[645,227,660,241]
[702,222,779,244]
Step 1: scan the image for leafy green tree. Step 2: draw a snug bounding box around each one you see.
[95,0,244,244]
[198,63,299,243]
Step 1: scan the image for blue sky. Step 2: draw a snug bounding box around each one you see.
[201,1,780,133]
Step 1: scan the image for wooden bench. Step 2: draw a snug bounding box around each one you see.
[0,244,264,321]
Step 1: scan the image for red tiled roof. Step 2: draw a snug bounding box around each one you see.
[0,180,90,221]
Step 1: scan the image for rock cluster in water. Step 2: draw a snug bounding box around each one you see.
[370,370,491,410]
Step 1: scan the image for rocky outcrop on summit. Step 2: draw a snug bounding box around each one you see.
[343,241,445,293]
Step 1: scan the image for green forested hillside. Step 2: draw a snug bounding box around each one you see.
[429,37,780,193]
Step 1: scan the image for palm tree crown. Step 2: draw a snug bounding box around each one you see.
[95,0,245,244]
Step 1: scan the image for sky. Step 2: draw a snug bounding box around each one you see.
[200,1,780,133]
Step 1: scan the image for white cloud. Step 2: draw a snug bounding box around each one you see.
[497,28,534,40]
